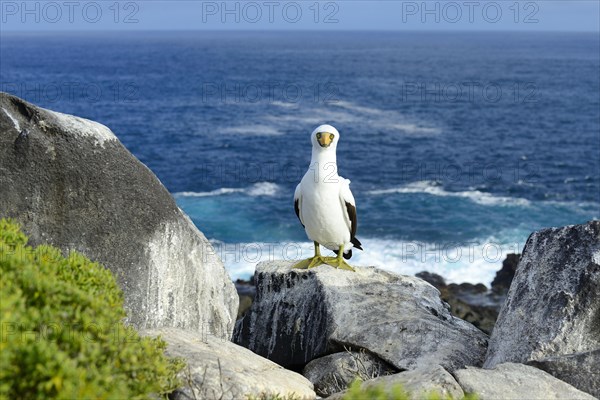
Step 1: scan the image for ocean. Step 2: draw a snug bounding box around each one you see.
[1,31,598,285]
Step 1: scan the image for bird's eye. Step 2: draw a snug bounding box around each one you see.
[316,133,321,139]
[330,134,334,140]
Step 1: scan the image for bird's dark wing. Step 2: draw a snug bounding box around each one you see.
[345,201,363,250]
[294,184,304,227]
[294,198,304,228]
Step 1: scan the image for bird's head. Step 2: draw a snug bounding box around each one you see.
[311,124,340,151]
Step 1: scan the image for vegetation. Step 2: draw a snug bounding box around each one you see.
[0,219,184,399]
[341,379,479,400]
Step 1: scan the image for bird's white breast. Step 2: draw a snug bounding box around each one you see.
[299,169,351,251]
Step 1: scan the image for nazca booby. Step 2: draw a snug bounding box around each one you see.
[293,124,362,271]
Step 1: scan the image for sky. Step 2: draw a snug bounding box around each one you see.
[0,1,598,32]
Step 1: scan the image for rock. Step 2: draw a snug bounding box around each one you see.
[237,295,253,320]
[142,328,315,400]
[415,271,447,288]
[454,362,597,400]
[443,283,505,335]
[441,297,498,335]
[328,365,464,400]
[0,93,237,339]
[485,221,600,368]
[491,253,520,294]
[415,271,504,334]
[235,278,255,319]
[527,350,600,398]
[303,350,397,397]
[234,261,488,372]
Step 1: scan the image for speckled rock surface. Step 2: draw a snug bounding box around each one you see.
[303,351,397,397]
[527,350,600,398]
[485,221,600,368]
[143,328,315,400]
[454,363,596,400]
[328,365,464,400]
[234,261,488,372]
[0,93,237,338]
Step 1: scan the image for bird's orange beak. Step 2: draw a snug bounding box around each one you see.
[317,132,334,148]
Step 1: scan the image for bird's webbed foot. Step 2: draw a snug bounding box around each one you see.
[323,257,355,271]
[323,243,356,271]
[292,242,355,271]
[292,255,335,269]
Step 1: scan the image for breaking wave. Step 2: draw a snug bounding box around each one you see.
[175,182,280,198]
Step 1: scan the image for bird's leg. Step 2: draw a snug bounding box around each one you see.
[314,242,321,257]
[324,244,355,271]
[291,241,331,269]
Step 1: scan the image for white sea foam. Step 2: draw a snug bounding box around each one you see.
[330,101,442,136]
[217,236,522,286]
[245,181,280,196]
[368,180,531,207]
[175,182,280,198]
[271,101,298,109]
[258,100,441,137]
[222,124,282,136]
[386,122,441,135]
[176,188,245,197]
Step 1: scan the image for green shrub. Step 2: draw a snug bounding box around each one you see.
[342,379,478,400]
[0,219,184,399]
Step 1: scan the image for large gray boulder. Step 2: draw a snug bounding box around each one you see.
[143,328,315,400]
[303,350,397,397]
[527,350,600,398]
[0,93,237,338]
[454,363,596,400]
[328,365,465,400]
[234,261,488,372]
[484,221,600,389]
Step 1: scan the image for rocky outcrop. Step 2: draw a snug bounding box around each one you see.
[454,363,596,400]
[234,261,488,372]
[415,254,519,335]
[0,93,237,338]
[484,222,599,367]
[235,278,255,319]
[415,272,504,334]
[483,221,599,397]
[491,253,520,294]
[527,350,600,398]
[303,350,397,397]
[328,365,464,400]
[143,328,315,400]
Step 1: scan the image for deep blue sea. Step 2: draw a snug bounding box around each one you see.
[1,31,599,284]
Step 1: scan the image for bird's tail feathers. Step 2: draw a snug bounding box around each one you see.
[333,248,353,260]
[351,237,363,251]
[333,238,362,260]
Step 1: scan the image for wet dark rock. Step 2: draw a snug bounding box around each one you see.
[235,278,255,319]
[415,270,508,335]
[414,271,447,288]
[491,253,520,294]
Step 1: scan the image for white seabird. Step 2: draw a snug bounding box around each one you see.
[293,124,362,271]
